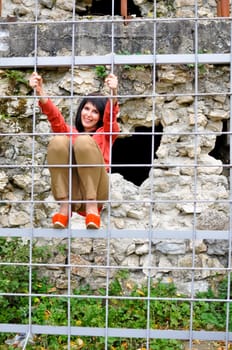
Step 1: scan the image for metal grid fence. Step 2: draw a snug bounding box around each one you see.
[0,1,232,349]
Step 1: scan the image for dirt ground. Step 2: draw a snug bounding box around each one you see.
[0,340,231,350]
[184,340,232,350]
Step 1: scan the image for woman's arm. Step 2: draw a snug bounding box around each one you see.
[105,73,118,104]
[29,72,48,104]
[29,71,72,134]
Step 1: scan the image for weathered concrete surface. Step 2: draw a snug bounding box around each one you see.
[0,19,231,58]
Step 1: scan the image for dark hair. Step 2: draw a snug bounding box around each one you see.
[75,93,108,132]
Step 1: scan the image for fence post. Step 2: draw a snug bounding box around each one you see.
[217,0,230,17]
[0,0,2,17]
[121,0,127,19]
[221,0,230,16]
[217,0,222,16]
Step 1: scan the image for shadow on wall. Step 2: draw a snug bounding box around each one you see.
[111,125,163,186]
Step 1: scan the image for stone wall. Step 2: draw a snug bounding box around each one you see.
[1,0,221,20]
[0,0,231,296]
[0,62,230,295]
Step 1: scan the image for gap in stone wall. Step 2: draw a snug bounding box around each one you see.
[90,0,141,16]
[209,119,230,178]
[111,124,163,186]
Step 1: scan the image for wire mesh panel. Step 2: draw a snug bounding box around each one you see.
[0,1,232,349]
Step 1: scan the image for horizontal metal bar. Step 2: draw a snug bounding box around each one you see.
[0,228,230,240]
[0,324,231,341]
[0,54,231,68]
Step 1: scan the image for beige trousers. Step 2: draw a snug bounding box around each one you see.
[47,135,109,213]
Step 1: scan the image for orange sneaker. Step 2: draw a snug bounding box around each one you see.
[78,206,103,218]
[52,213,69,229]
[85,213,100,229]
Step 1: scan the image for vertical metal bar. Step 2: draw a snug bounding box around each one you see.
[221,0,230,17]
[224,8,232,349]
[22,1,40,346]
[104,1,116,347]
[0,0,2,17]
[189,1,199,349]
[145,1,157,347]
[120,0,127,18]
[66,2,77,349]
[217,0,222,16]
[217,0,230,17]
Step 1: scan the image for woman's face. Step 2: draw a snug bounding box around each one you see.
[81,102,100,132]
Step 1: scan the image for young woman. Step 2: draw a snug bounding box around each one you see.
[29,71,120,229]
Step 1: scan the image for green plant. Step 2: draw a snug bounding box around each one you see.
[95,65,108,80]
[0,114,10,120]
[186,50,210,75]
[166,0,175,12]
[4,69,28,94]
[5,70,27,85]
[0,237,53,341]
[117,49,130,55]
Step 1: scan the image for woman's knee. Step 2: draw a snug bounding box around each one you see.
[73,135,94,153]
[48,136,69,154]
[47,136,70,163]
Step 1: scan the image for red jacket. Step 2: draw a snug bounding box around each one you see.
[39,99,120,170]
